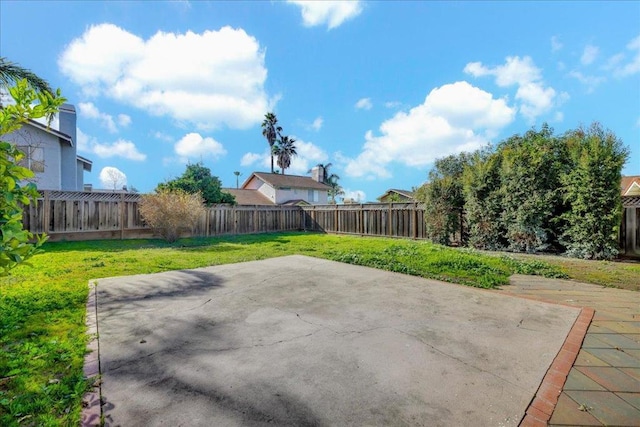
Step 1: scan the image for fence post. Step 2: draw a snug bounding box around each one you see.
[388,203,392,236]
[119,192,125,239]
[413,203,418,239]
[42,191,50,234]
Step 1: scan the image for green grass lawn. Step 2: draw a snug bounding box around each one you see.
[0,232,635,426]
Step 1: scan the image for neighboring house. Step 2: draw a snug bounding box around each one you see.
[377,189,415,202]
[4,103,92,191]
[238,168,330,205]
[621,176,640,196]
[223,189,274,205]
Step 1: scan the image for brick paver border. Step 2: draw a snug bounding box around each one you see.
[81,282,101,427]
[520,307,595,427]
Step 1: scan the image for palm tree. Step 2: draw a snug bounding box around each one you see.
[273,136,297,175]
[0,57,53,95]
[327,174,344,204]
[261,112,282,173]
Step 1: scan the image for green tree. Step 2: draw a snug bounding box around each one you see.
[158,162,235,205]
[261,112,282,173]
[273,135,297,175]
[421,152,471,245]
[0,79,65,274]
[462,149,506,250]
[497,124,568,252]
[560,123,629,259]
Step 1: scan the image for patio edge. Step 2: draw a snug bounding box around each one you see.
[519,307,595,427]
[81,281,101,427]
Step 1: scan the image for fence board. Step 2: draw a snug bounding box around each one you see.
[19,192,638,257]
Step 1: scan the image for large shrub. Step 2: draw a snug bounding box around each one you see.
[139,189,206,242]
[421,153,470,245]
[497,124,568,253]
[462,150,506,250]
[560,123,629,259]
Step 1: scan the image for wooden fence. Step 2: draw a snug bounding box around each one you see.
[300,203,428,239]
[21,192,640,259]
[620,196,640,258]
[23,191,305,242]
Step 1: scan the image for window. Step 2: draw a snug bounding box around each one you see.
[16,146,45,173]
[307,189,317,202]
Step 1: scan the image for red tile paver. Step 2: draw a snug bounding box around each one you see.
[501,275,640,427]
[548,392,602,426]
[565,390,640,426]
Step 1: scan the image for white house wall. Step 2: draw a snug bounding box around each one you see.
[5,126,62,190]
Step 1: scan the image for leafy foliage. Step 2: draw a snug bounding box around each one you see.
[0,79,65,275]
[419,153,471,245]
[462,149,506,250]
[139,189,206,242]
[0,57,53,97]
[157,162,235,205]
[560,123,629,259]
[427,122,629,260]
[496,124,568,252]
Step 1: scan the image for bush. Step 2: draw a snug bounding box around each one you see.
[139,190,206,242]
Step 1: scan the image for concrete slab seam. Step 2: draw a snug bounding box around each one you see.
[81,280,102,427]
[520,307,596,427]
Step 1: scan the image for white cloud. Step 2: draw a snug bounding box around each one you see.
[355,97,373,110]
[551,36,563,53]
[568,70,606,93]
[288,0,362,29]
[287,138,329,175]
[240,152,263,167]
[580,44,599,65]
[94,139,147,161]
[117,114,131,127]
[154,131,173,142]
[612,34,640,77]
[99,166,127,190]
[553,111,564,123]
[77,102,131,132]
[59,23,272,130]
[174,132,226,160]
[77,127,146,161]
[311,116,323,131]
[343,81,515,179]
[464,56,559,122]
[384,101,402,109]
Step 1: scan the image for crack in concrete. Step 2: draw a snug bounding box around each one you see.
[389,327,528,391]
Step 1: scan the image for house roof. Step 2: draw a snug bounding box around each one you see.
[621,176,640,196]
[223,189,274,205]
[377,188,415,201]
[25,119,73,146]
[242,172,330,191]
[77,155,92,172]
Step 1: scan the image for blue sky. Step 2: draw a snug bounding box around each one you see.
[1,1,639,201]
